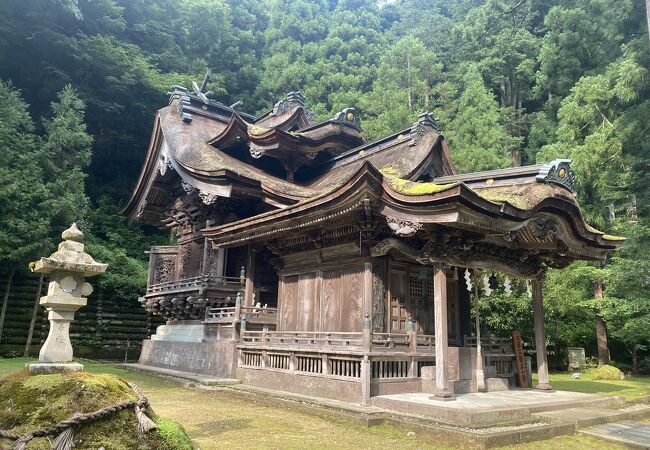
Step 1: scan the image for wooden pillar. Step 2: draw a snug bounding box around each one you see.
[532,277,553,391]
[244,246,256,307]
[433,264,453,399]
[363,262,372,319]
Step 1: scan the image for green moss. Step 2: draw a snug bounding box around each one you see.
[156,417,193,450]
[587,365,625,381]
[379,167,455,196]
[248,125,270,136]
[476,187,531,210]
[0,371,191,450]
[602,234,626,241]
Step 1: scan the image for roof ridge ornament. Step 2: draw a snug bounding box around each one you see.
[332,107,362,131]
[192,68,213,104]
[273,91,310,118]
[409,112,441,146]
[536,159,575,192]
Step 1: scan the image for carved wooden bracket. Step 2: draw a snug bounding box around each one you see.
[385,216,422,237]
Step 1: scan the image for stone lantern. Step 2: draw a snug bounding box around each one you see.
[28,223,107,373]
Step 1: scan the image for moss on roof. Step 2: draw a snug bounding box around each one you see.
[475,186,532,210]
[380,167,455,196]
[249,125,271,136]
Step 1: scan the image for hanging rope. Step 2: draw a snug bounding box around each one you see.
[0,382,156,450]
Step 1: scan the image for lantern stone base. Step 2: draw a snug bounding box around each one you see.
[27,362,84,374]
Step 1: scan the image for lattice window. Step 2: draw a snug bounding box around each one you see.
[409,274,424,298]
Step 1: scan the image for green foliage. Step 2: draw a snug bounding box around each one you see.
[0,82,50,265]
[445,66,515,172]
[155,417,194,450]
[0,0,649,368]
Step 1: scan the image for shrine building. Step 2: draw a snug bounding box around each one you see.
[124,83,623,405]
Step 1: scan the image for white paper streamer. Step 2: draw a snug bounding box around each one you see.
[526,280,532,298]
[482,274,492,296]
[464,268,473,292]
[504,276,512,296]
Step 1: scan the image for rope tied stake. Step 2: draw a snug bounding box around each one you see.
[0,382,156,450]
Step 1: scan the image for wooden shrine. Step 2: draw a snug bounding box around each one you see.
[124,81,623,405]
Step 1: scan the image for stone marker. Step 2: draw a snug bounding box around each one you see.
[27,224,107,374]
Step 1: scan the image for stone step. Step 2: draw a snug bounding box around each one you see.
[579,421,650,449]
[534,405,650,428]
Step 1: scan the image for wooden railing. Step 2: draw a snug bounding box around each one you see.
[464,336,514,354]
[241,331,364,348]
[147,274,242,295]
[371,333,435,352]
[239,348,435,381]
[204,305,278,323]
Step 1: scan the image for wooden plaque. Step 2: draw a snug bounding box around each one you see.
[512,330,529,388]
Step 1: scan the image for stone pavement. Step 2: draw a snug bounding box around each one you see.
[580,421,650,449]
[372,389,620,426]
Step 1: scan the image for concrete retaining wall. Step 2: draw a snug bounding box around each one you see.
[139,339,237,377]
[239,367,363,403]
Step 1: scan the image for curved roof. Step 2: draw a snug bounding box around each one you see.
[123,92,451,225]
[203,160,622,268]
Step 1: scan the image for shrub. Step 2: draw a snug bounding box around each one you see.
[588,365,625,380]
[585,356,599,369]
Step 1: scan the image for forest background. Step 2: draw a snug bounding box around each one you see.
[0,0,648,372]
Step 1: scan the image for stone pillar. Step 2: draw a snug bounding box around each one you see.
[360,355,371,406]
[433,264,453,399]
[473,272,485,391]
[532,277,553,391]
[362,313,372,351]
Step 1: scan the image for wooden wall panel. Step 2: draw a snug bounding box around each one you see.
[296,273,318,331]
[340,269,363,332]
[320,268,363,332]
[321,272,338,332]
[278,275,298,331]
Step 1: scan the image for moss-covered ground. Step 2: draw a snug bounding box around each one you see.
[532,370,650,400]
[2,358,648,449]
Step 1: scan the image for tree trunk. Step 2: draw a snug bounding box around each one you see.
[630,347,639,374]
[24,274,44,356]
[594,279,611,366]
[0,267,16,343]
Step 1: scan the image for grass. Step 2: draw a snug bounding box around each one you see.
[532,370,650,401]
[2,358,648,449]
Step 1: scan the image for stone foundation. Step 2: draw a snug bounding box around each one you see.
[138,338,238,378]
